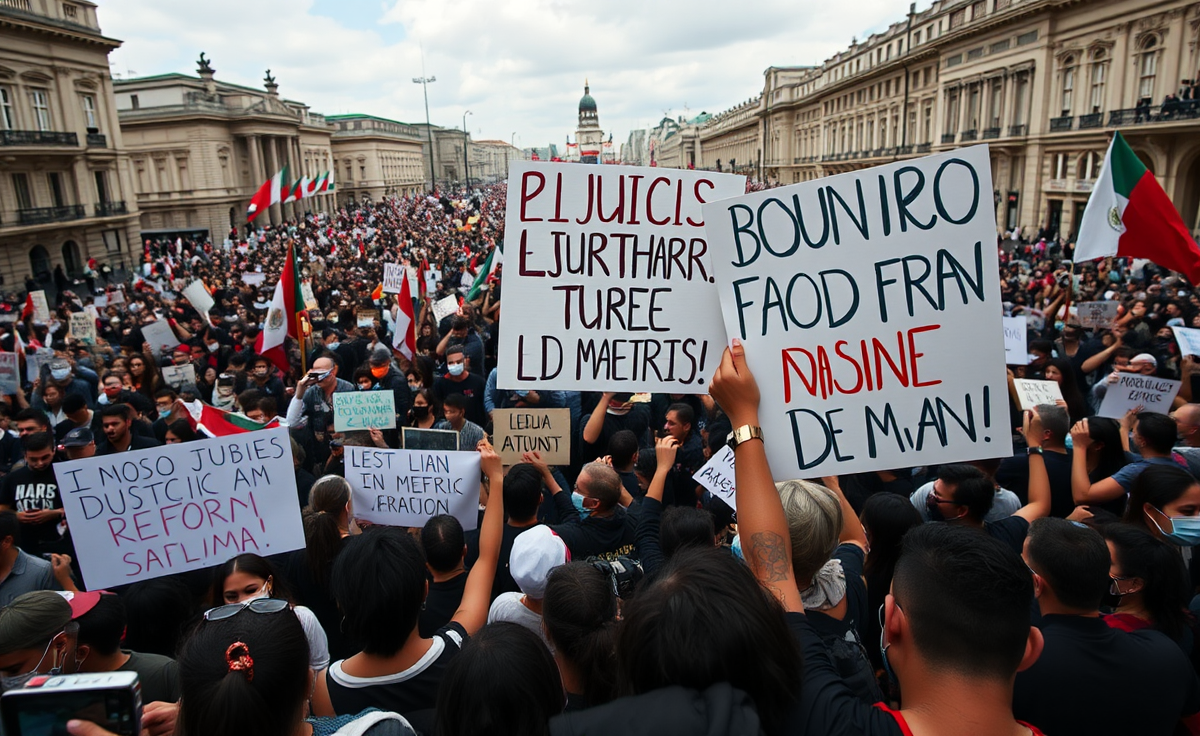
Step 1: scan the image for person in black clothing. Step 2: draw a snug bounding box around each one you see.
[997,403,1076,515]
[662,402,705,508]
[366,347,413,426]
[246,355,287,403]
[0,405,23,474]
[607,430,642,500]
[419,515,468,638]
[433,344,488,428]
[542,562,619,711]
[291,440,316,507]
[96,404,163,455]
[1015,517,1200,735]
[465,463,543,600]
[528,453,637,561]
[53,393,97,444]
[0,432,64,555]
[580,392,650,464]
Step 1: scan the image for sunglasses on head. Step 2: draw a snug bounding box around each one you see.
[203,597,288,622]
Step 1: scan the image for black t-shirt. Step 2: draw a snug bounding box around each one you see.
[433,372,488,427]
[581,407,651,463]
[984,515,1030,554]
[0,464,63,552]
[805,544,869,646]
[996,450,1075,517]
[549,493,638,561]
[418,573,468,638]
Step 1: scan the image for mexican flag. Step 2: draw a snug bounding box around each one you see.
[1076,132,1200,283]
[466,244,502,301]
[254,239,306,372]
[183,401,281,437]
[317,170,335,193]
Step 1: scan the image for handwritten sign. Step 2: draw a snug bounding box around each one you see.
[69,313,96,345]
[161,364,196,390]
[344,446,480,530]
[333,390,397,431]
[1003,316,1028,365]
[108,288,125,306]
[0,352,19,395]
[1097,374,1181,418]
[300,281,318,311]
[141,320,179,357]
[1174,326,1200,357]
[431,295,458,325]
[424,269,440,295]
[182,280,215,316]
[693,444,736,511]
[242,273,266,286]
[1076,301,1119,329]
[401,427,460,451]
[702,146,1011,477]
[382,263,405,294]
[1012,379,1063,411]
[54,429,304,589]
[493,408,570,465]
[29,291,50,323]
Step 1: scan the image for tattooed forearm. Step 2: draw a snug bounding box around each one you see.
[747,531,790,584]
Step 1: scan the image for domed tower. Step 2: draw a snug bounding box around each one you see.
[575,80,604,164]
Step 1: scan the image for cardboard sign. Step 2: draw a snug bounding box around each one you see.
[431,294,458,325]
[93,295,108,308]
[1003,316,1029,365]
[182,280,215,316]
[161,363,196,390]
[54,428,304,590]
[355,309,380,329]
[702,146,1011,478]
[382,263,406,294]
[301,281,319,310]
[497,162,746,393]
[0,352,19,395]
[493,408,570,465]
[242,273,266,286]
[69,313,96,345]
[1096,373,1181,418]
[344,446,480,530]
[141,319,179,357]
[693,444,736,511]
[1174,326,1200,357]
[333,390,397,432]
[29,291,50,323]
[1076,301,1119,329]
[1012,379,1064,411]
[402,427,460,451]
[108,288,125,305]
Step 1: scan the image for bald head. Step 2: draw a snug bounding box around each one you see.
[1176,404,1200,447]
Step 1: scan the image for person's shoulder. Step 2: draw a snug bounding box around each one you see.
[435,621,468,651]
[124,649,177,673]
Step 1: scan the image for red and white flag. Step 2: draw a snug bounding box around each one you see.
[392,274,415,360]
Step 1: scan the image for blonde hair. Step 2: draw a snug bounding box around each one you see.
[776,480,842,586]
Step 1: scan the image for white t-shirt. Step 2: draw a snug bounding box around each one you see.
[487,593,552,653]
[295,604,330,670]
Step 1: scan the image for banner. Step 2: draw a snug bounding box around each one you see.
[182,280,215,315]
[493,408,570,465]
[1076,301,1119,329]
[1174,326,1200,357]
[1096,374,1181,418]
[141,319,179,357]
[30,291,49,323]
[702,146,1010,477]
[497,161,746,393]
[242,273,266,286]
[425,269,440,295]
[53,428,304,590]
[693,444,736,510]
[333,390,397,432]
[69,313,96,346]
[161,364,196,390]
[344,446,480,530]
[0,352,18,396]
[1003,316,1028,365]
[1012,379,1063,410]
[382,263,406,294]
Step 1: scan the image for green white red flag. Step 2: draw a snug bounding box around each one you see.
[254,239,306,372]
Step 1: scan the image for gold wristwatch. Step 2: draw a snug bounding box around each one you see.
[726,424,764,450]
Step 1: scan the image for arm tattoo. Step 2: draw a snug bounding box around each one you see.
[747,531,790,584]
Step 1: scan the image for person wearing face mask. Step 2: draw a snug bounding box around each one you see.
[1123,464,1200,550]
[0,591,76,695]
[247,356,286,403]
[285,355,354,445]
[211,373,238,411]
[365,347,412,428]
[404,388,447,431]
[432,345,487,428]
[35,359,94,412]
[96,372,153,418]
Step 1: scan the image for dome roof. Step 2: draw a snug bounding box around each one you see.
[579,82,597,112]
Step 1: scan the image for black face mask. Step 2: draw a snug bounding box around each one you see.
[1100,591,1124,611]
[412,405,430,419]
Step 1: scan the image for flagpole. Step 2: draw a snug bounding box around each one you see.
[291,239,308,377]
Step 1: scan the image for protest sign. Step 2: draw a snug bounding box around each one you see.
[425,269,440,295]
[141,319,179,357]
[1012,379,1063,411]
[492,408,570,465]
[24,350,47,383]
[402,427,460,451]
[702,145,1011,478]
[1076,301,1119,329]
[69,312,96,345]
[1174,326,1200,357]
[693,444,736,511]
[497,161,746,393]
[301,281,319,310]
[382,263,405,294]
[29,291,49,323]
[182,280,215,315]
[344,446,480,530]
[93,295,108,308]
[1096,373,1181,418]
[54,428,304,590]
[333,390,397,432]
[108,288,125,305]
[431,295,458,325]
[0,352,18,396]
[1003,316,1028,365]
[242,273,266,287]
[161,364,196,390]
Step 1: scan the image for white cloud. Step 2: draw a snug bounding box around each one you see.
[100,0,917,149]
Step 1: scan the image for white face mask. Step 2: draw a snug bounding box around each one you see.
[447,363,465,377]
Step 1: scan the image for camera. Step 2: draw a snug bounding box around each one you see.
[1,671,141,736]
[588,556,644,599]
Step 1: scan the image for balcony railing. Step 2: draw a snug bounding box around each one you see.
[1049,116,1074,132]
[897,144,914,154]
[18,205,86,225]
[94,200,127,217]
[86,132,107,147]
[960,129,978,142]
[1009,124,1027,137]
[916,142,932,153]
[0,130,79,147]
[941,133,957,144]
[1107,105,1200,127]
[983,127,1001,139]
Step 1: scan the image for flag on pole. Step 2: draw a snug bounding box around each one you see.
[183,401,281,437]
[392,274,415,360]
[466,244,502,301]
[1075,131,1200,283]
[20,294,33,321]
[254,239,306,372]
[317,170,336,193]
[247,178,272,222]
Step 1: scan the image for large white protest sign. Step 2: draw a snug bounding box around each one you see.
[333,390,397,431]
[424,269,440,295]
[29,291,50,323]
[431,295,458,325]
[1076,301,1119,329]
[242,273,266,287]
[54,428,304,590]
[1097,373,1181,418]
[141,319,179,357]
[493,408,571,465]
[497,162,746,393]
[1012,379,1063,411]
[382,263,405,294]
[702,145,1010,478]
[1003,316,1028,365]
[693,444,736,511]
[344,446,480,530]
[1174,326,1200,357]
[301,281,319,311]
[69,313,96,345]
[161,364,196,390]
[0,352,18,396]
[182,280,215,315]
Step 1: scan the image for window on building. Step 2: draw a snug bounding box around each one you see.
[30,89,51,131]
[914,30,922,44]
[968,85,981,129]
[1013,72,1030,125]
[950,8,966,28]
[1017,30,1038,46]
[1054,153,1067,180]
[12,173,31,210]
[48,172,65,208]
[94,170,109,203]
[1060,57,1076,116]
[130,94,139,110]
[1078,151,1101,180]
[946,89,961,133]
[1089,55,1106,113]
[971,0,986,19]
[0,88,14,130]
[81,95,97,129]
[990,82,1003,127]
[1137,36,1158,100]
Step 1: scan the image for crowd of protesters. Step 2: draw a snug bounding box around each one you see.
[0,182,1199,736]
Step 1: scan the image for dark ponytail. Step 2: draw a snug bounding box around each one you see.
[542,562,619,706]
[303,475,351,585]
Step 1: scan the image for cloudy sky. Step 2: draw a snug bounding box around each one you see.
[100,0,918,150]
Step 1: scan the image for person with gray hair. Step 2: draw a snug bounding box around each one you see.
[997,403,1078,518]
[527,453,639,560]
[0,590,73,690]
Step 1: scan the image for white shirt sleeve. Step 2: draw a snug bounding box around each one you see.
[293,605,330,670]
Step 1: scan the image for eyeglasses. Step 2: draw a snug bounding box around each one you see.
[203,597,288,622]
[928,493,957,505]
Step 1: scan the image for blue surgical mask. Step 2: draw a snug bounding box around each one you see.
[158,409,172,419]
[1148,507,1200,546]
[448,363,464,377]
[328,341,340,350]
[50,369,70,381]
[571,491,592,518]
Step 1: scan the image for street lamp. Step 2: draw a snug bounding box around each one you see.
[462,110,472,187]
[413,75,436,193]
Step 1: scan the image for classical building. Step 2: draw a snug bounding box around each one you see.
[469,139,522,182]
[413,123,469,190]
[328,114,425,203]
[622,128,648,166]
[113,58,336,239]
[671,0,1200,240]
[574,82,605,164]
[0,0,141,289]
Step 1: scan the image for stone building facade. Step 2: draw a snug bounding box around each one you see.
[328,114,425,203]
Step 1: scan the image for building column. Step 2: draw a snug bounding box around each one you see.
[246,134,264,190]
[263,135,281,226]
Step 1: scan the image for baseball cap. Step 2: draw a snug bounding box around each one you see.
[0,591,71,654]
[56,590,108,619]
[61,427,93,447]
[48,359,70,372]
[1132,353,1158,368]
[510,526,570,599]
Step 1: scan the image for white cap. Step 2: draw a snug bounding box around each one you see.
[509,526,570,599]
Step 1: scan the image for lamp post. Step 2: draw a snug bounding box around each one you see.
[462,109,472,187]
[413,75,436,193]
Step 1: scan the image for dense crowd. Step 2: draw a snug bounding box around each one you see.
[0,183,1199,736]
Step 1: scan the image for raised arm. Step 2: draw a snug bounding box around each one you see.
[1014,409,1052,522]
[1069,419,1126,505]
[634,436,678,575]
[452,438,504,636]
[821,475,867,551]
[582,391,615,445]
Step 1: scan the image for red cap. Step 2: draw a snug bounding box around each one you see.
[56,590,109,619]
